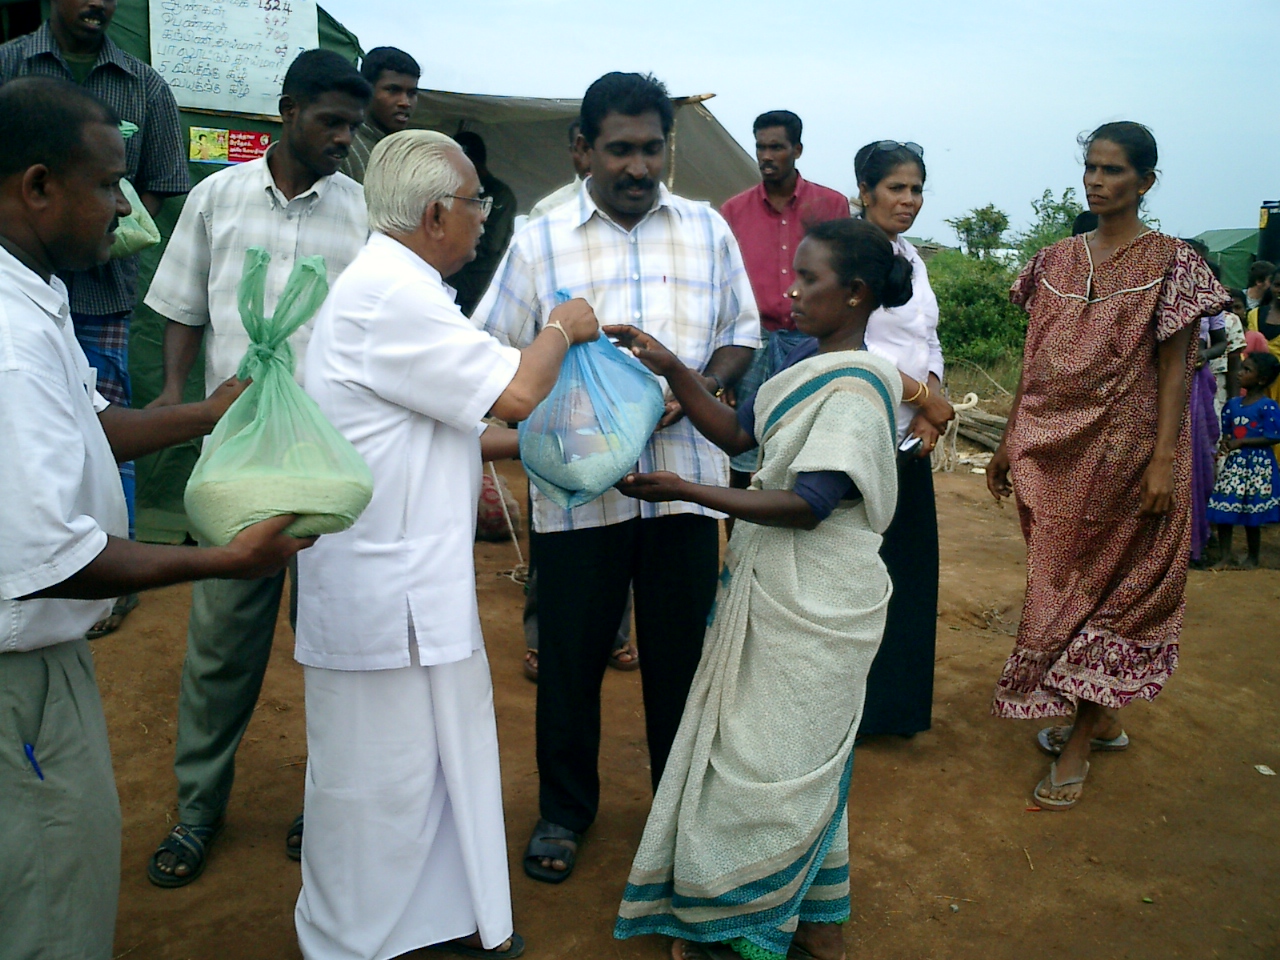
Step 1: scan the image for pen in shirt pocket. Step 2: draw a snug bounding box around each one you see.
[24,743,45,780]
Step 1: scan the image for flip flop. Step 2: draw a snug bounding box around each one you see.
[285,812,304,861]
[87,593,139,639]
[607,641,640,672]
[426,933,525,958]
[523,818,580,884]
[1033,760,1090,811]
[1036,726,1129,756]
[147,818,224,888]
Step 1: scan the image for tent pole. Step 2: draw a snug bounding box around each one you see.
[666,108,678,189]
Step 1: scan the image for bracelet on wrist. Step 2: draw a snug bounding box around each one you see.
[707,373,725,398]
[545,319,572,349]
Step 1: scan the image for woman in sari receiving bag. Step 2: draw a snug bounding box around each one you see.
[605,218,928,960]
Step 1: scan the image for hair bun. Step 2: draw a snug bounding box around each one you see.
[881,254,914,309]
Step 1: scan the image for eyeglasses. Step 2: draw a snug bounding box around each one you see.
[871,140,924,159]
[445,194,493,216]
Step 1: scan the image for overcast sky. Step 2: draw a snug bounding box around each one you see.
[322,0,1277,244]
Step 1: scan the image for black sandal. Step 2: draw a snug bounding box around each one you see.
[523,818,580,884]
[286,812,304,861]
[147,819,224,888]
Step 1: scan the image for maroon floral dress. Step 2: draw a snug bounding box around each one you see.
[992,233,1228,719]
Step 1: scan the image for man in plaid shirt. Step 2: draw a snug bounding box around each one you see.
[0,0,189,635]
[476,71,760,884]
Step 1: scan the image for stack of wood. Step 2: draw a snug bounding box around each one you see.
[955,407,1008,451]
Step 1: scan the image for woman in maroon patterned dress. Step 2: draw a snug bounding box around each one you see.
[986,122,1229,810]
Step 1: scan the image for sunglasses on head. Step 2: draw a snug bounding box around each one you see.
[871,140,924,159]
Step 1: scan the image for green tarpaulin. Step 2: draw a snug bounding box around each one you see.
[1194,227,1258,290]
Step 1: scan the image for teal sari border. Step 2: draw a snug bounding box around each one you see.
[615,751,855,958]
[762,366,895,442]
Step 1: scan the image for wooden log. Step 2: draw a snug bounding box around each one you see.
[957,425,1002,451]
[962,408,1009,428]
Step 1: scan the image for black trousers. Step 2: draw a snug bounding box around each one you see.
[858,454,939,737]
[532,514,719,834]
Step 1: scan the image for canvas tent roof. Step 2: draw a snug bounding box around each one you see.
[1193,227,1258,289]
[408,91,759,212]
[2,0,761,540]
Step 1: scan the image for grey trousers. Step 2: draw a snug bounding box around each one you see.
[173,568,291,825]
[0,640,120,960]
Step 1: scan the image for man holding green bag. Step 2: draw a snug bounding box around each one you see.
[0,0,190,636]
[143,49,372,887]
[0,76,312,960]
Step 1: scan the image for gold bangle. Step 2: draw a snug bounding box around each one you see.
[545,319,572,349]
[905,380,926,405]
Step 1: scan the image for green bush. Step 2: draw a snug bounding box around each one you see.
[927,249,1027,367]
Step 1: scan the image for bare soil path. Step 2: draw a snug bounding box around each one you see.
[99,466,1280,959]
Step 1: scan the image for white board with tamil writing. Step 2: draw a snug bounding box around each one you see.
[149,0,320,116]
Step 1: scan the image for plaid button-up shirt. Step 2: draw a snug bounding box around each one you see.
[475,180,761,534]
[0,22,188,316]
[144,151,368,399]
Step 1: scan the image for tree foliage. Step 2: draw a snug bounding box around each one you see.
[1010,187,1083,265]
[927,249,1026,367]
[945,204,1009,260]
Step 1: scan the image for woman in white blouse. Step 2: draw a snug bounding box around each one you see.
[857,140,946,740]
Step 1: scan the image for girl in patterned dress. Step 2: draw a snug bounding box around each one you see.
[986,122,1229,811]
[1207,352,1280,569]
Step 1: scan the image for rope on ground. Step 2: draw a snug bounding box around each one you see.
[490,461,529,584]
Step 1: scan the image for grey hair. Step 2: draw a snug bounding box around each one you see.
[364,129,466,235]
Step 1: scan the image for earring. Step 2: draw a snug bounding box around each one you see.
[847,297,861,307]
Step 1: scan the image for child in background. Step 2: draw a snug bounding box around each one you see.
[1213,295,1247,415]
[1208,352,1280,569]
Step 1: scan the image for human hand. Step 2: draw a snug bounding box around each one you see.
[548,298,600,345]
[658,398,685,429]
[919,391,955,431]
[1224,437,1242,452]
[222,515,316,578]
[616,470,687,503]
[145,385,184,409]
[202,376,251,423]
[601,324,682,376]
[986,445,1012,500]
[908,414,941,458]
[1138,456,1175,516]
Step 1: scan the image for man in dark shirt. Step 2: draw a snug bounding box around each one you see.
[0,0,189,635]
[339,45,420,184]
[447,131,517,315]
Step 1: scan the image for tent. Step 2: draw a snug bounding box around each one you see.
[407,90,758,213]
[1194,228,1258,290]
[3,0,760,541]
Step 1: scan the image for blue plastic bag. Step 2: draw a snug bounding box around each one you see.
[519,335,665,511]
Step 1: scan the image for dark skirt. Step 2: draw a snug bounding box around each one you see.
[857,454,938,738]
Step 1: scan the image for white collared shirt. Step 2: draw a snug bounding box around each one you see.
[475,180,761,534]
[864,236,945,441]
[144,152,368,398]
[294,234,521,671]
[0,246,128,652]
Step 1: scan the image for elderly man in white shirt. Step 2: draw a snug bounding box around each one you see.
[294,129,599,960]
[142,49,373,885]
[0,77,309,960]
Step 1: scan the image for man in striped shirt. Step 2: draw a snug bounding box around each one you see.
[477,71,760,884]
[339,46,419,184]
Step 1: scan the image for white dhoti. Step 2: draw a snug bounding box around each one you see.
[295,648,512,960]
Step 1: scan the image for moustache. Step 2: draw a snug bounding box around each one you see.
[616,177,655,192]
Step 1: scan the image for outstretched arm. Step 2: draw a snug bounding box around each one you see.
[99,376,248,463]
[616,471,819,529]
[603,325,756,456]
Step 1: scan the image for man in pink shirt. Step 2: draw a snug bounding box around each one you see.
[720,110,850,485]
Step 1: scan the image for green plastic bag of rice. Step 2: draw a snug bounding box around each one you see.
[184,247,373,545]
[108,122,161,259]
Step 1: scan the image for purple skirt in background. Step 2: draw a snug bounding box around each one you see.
[1189,362,1219,560]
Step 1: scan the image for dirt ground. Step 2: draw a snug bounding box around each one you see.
[98,463,1280,960]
